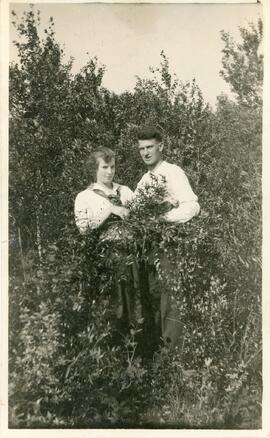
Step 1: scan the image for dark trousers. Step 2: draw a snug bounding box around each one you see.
[112,256,185,356]
[139,256,185,354]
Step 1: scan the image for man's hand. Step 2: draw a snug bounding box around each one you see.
[111,205,130,220]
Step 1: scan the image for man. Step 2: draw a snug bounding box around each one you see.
[136,126,200,223]
[135,125,200,350]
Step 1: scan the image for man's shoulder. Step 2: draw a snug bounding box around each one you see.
[160,161,185,176]
[137,162,185,184]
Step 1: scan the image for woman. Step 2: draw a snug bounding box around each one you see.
[74,147,136,341]
[74,147,133,235]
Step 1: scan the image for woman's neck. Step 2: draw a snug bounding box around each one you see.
[96,181,114,191]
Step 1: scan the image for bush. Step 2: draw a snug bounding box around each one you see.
[9,8,262,428]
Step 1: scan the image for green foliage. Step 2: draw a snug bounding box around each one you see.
[220,19,263,107]
[9,8,262,429]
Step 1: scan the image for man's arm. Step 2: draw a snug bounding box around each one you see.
[162,165,200,223]
[163,200,200,223]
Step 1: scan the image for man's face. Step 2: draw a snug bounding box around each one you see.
[138,138,163,168]
[96,157,115,186]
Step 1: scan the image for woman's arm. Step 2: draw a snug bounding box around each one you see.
[120,185,135,205]
[74,191,129,234]
[74,191,112,234]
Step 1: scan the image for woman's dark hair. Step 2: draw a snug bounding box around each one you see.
[137,126,162,143]
[85,147,115,182]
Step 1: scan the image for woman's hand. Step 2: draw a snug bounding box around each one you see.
[111,205,130,220]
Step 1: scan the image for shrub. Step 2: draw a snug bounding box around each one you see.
[9,7,262,428]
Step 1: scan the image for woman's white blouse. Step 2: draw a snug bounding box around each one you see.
[74,182,134,234]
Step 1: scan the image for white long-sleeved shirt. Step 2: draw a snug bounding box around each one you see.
[135,161,200,223]
[74,182,134,234]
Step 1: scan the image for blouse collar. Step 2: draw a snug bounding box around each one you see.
[91,182,120,195]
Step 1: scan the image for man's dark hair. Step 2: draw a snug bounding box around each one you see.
[137,126,162,143]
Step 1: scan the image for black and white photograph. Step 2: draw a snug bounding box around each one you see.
[1,0,269,435]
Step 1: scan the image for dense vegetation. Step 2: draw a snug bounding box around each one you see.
[9,8,262,428]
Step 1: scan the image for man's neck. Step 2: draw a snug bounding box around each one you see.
[147,159,164,172]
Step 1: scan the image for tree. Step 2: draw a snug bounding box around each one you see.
[114,52,215,193]
[9,8,73,255]
[220,19,263,108]
[9,7,262,428]
[213,20,263,416]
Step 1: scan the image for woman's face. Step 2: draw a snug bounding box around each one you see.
[96,157,115,186]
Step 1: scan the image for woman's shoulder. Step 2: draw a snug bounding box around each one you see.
[115,183,134,204]
[75,186,99,202]
[115,183,133,193]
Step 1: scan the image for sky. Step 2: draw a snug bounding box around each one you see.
[9,2,262,108]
